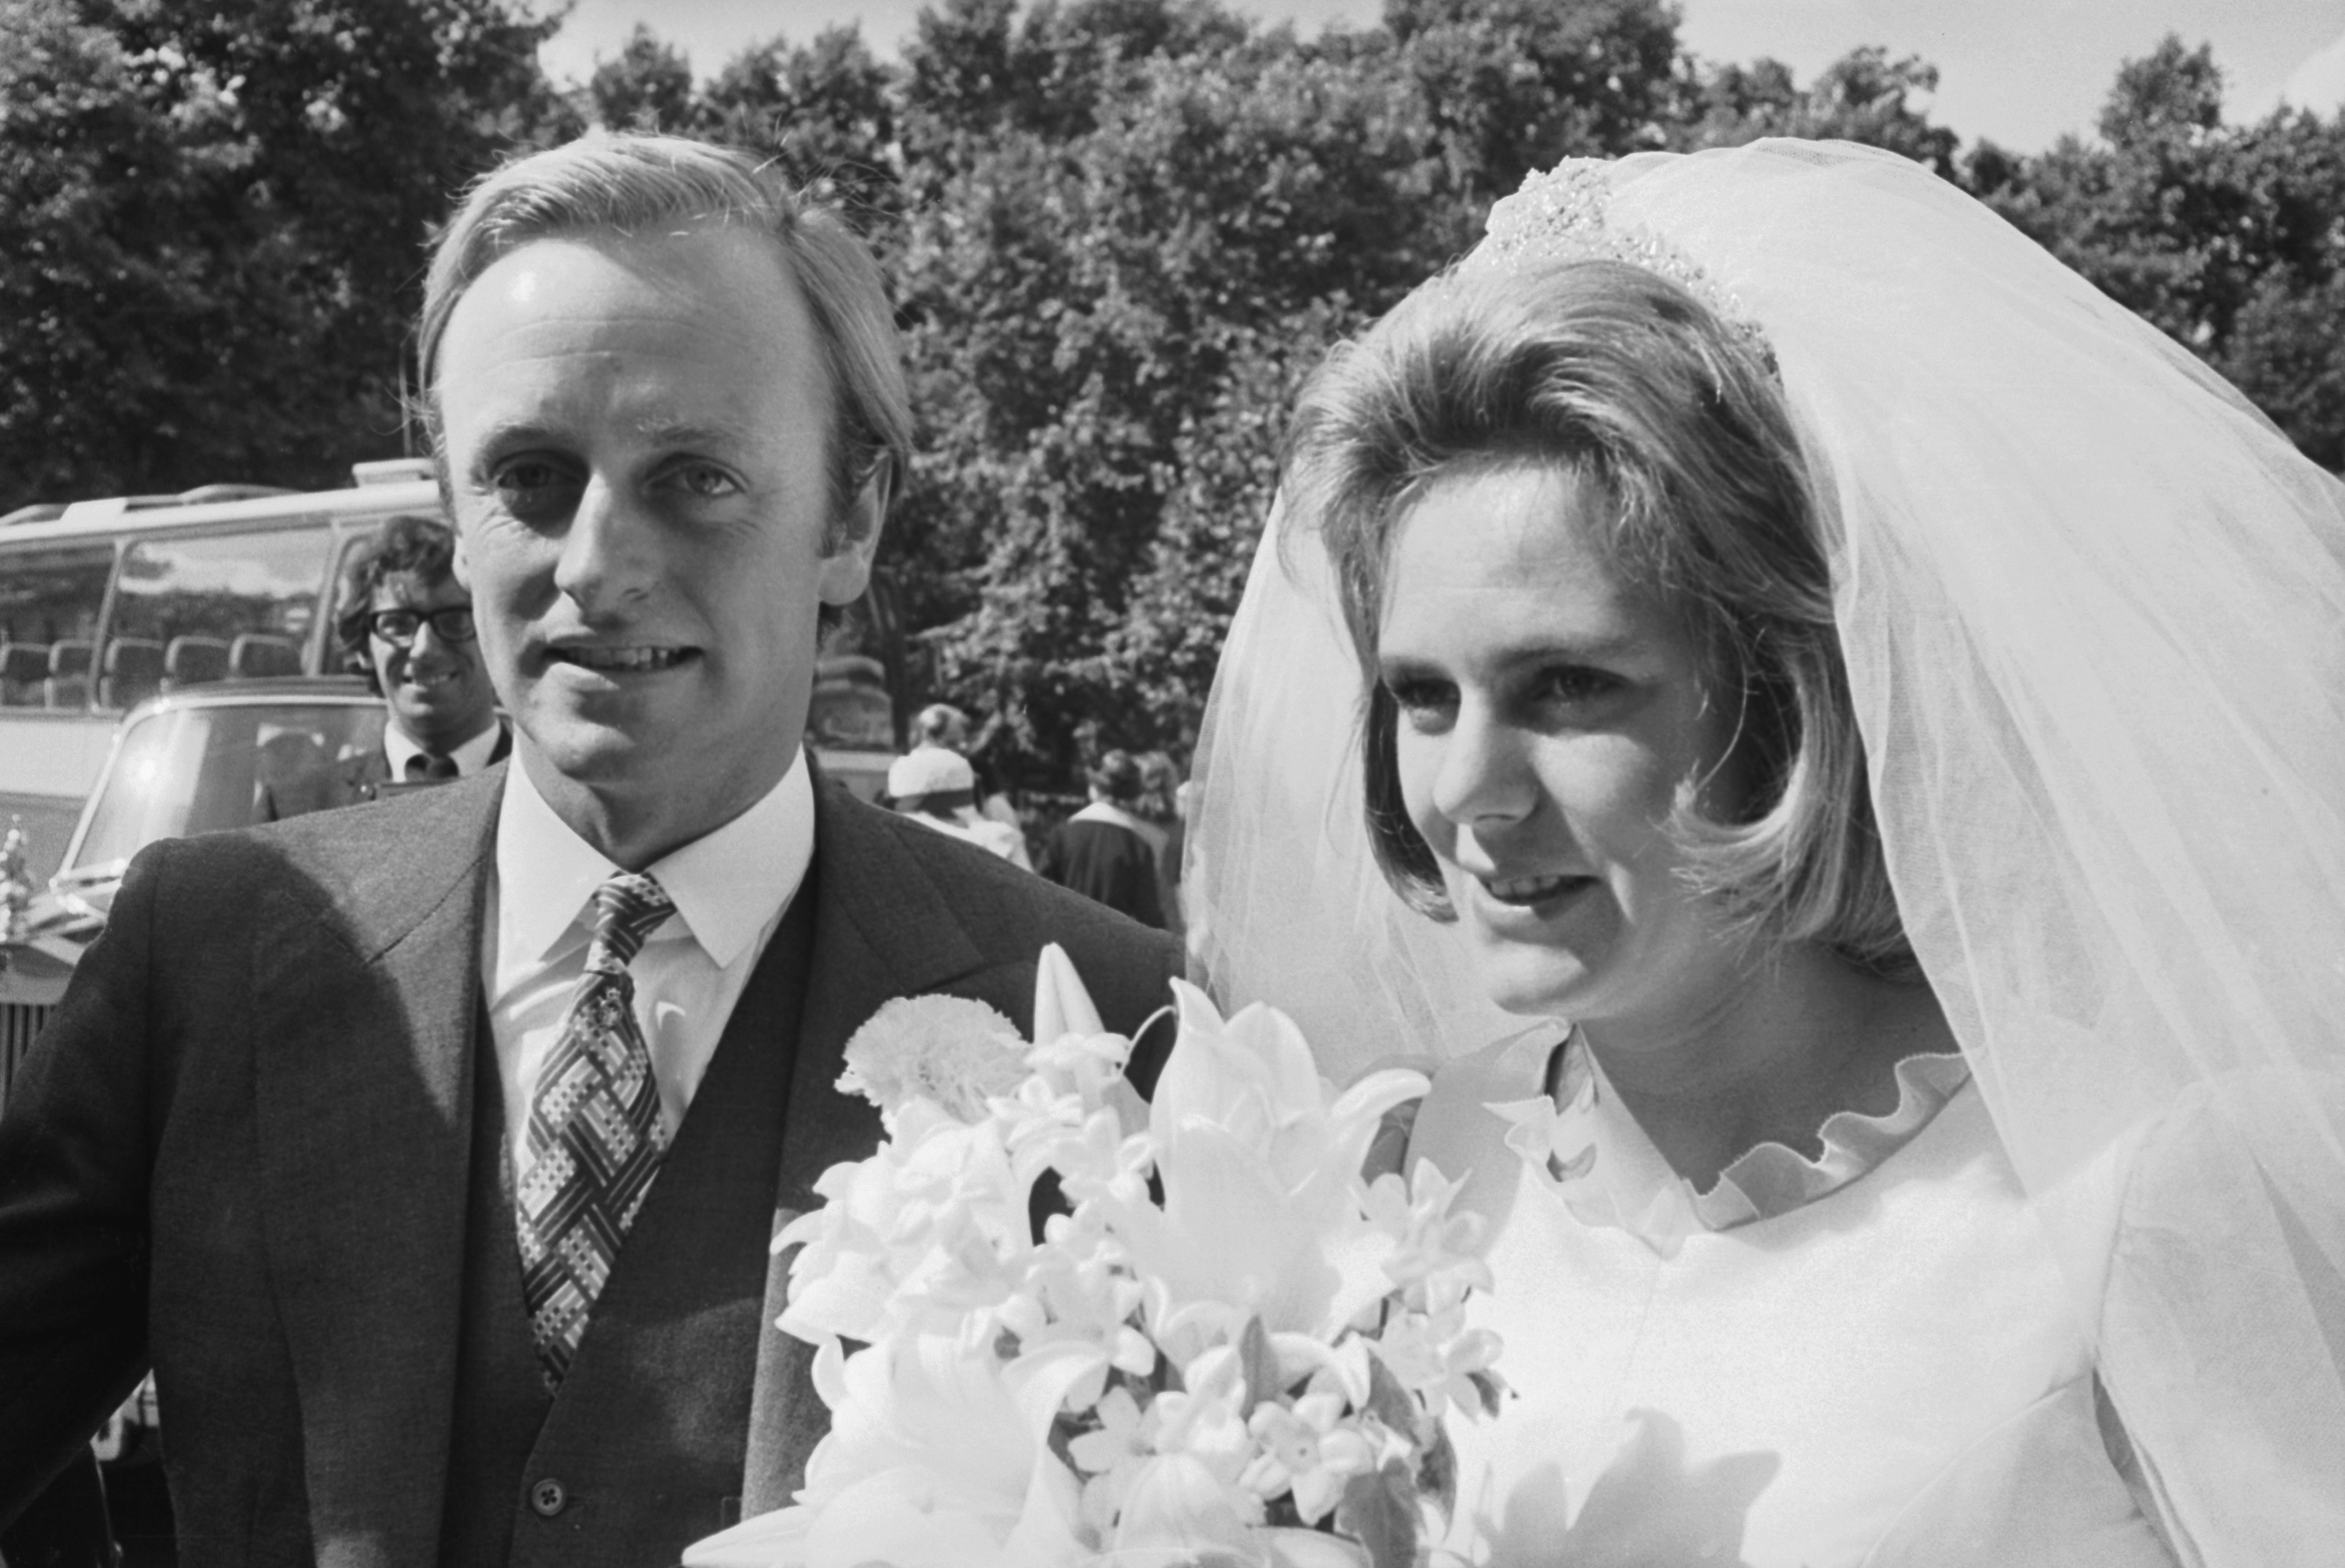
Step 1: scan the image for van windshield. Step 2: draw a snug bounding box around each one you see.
[69,701,387,877]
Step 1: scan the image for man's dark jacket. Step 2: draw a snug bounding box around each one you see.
[0,768,1181,1566]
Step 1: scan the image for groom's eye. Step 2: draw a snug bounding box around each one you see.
[487,455,584,526]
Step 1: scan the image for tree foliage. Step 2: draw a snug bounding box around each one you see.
[14,3,2345,788]
[586,24,692,133]
[889,41,1445,777]
[1984,35,2345,465]
[0,0,560,501]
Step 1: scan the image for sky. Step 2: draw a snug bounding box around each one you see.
[537,0,2345,153]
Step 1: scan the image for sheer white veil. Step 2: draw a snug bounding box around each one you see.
[1186,141,2345,1559]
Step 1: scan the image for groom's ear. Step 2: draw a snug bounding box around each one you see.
[816,463,891,607]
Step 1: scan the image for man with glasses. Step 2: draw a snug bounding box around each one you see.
[259,514,509,819]
[339,512,508,791]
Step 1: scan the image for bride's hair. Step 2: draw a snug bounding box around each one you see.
[1282,257,1914,978]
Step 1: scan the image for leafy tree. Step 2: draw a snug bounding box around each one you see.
[1388,0,1681,200]
[2216,269,2345,468]
[0,0,560,504]
[585,23,693,132]
[1984,35,2345,459]
[884,26,1447,780]
[900,0,1248,145]
[900,0,1032,136]
[689,26,902,223]
[1987,37,2246,350]
[1673,46,1957,176]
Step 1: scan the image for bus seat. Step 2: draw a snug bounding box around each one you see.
[99,637,164,710]
[227,632,303,680]
[163,635,231,690]
[43,640,92,709]
[0,642,47,706]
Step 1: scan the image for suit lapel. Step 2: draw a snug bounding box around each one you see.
[739,783,991,1513]
[774,784,988,1211]
[253,775,501,1563]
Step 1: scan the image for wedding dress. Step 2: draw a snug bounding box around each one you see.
[1414,1030,2172,1566]
[1188,142,2345,1565]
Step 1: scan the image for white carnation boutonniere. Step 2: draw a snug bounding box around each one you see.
[836,993,1031,1125]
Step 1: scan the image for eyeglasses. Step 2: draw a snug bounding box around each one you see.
[366,606,477,646]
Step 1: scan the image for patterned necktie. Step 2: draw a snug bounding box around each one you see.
[515,872,677,1385]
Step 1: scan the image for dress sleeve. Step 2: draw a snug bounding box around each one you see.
[2093,1071,2345,1563]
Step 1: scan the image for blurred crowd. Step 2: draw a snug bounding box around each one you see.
[881,704,1189,936]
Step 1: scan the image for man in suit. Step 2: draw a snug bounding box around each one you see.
[0,134,1182,1568]
[333,511,511,793]
[258,513,511,821]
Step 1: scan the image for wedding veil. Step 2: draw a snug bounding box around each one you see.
[1187,141,2345,1560]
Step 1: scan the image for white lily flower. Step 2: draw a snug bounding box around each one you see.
[1105,982,1427,1341]
[686,1334,1097,1568]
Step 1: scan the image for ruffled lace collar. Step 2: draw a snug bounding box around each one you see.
[1487,1029,1971,1255]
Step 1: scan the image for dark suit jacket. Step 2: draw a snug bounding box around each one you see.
[258,723,514,821]
[0,766,1181,1566]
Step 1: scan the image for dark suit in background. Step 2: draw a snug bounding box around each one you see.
[1039,814,1169,930]
[255,723,514,822]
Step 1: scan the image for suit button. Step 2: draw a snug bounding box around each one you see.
[530,1478,567,1518]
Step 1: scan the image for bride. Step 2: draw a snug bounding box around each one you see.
[1189,142,2345,1565]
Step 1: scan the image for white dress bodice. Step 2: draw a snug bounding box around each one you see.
[1409,1029,2176,1567]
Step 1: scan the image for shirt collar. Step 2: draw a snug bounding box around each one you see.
[384,716,504,779]
[491,749,816,1001]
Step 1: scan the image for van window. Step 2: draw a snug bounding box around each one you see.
[69,700,389,873]
[106,527,334,709]
[0,542,113,709]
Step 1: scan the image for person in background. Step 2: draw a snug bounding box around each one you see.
[259,513,508,819]
[886,747,1033,870]
[911,702,967,750]
[911,701,1020,831]
[344,512,509,784]
[1037,749,1167,930]
[1136,751,1187,938]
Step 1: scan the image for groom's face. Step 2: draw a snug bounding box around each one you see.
[436,224,881,851]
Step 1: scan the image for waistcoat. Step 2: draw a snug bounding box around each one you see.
[438,885,818,1568]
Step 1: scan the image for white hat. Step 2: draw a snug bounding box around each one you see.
[887,746,975,799]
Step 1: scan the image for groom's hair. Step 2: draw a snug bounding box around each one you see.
[1283,258,1915,981]
[414,132,909,551]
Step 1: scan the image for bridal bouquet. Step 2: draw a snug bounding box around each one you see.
[686,946,1502,1568]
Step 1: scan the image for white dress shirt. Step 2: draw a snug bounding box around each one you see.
[483,753,817,1180]
[383,717,506,779]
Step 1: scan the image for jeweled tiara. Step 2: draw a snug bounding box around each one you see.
[1465,160,1771,355]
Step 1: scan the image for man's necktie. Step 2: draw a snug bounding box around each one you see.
[514,872,677,1385]
[405,751,459,781]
